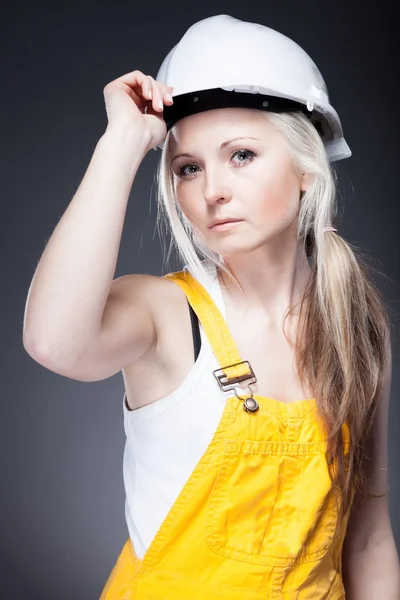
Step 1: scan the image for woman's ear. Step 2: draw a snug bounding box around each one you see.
[300,172,313,192]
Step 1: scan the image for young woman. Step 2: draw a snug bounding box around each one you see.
[23,14,399,599]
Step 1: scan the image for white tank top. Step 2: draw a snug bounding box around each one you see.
[122,259,228,559]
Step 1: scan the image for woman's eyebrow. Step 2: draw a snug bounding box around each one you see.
[170,136,259,165]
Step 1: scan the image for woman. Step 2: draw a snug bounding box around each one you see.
[23,14,399,599]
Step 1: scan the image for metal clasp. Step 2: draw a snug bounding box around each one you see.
[213,361,259,413]
[213,360,256,390]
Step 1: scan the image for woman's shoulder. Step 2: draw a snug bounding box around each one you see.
[115,260,215,325]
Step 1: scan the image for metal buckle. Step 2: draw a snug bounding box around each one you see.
[213,360,257,392]
[213,361,259,413]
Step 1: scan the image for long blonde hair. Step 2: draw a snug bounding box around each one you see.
[155,109,393,522]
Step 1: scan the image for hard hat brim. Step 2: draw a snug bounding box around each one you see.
[163,87,316,131]
[159,87,351,161]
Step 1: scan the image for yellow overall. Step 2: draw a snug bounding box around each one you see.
[100,270,352,599]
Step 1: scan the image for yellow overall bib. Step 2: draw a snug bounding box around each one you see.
[100,269,352,599]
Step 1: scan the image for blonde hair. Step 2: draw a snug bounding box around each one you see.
[155,109,393,521]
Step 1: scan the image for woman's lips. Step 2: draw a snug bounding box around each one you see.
[210,220,244,231]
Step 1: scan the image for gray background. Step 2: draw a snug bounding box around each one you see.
[2,2,399,598]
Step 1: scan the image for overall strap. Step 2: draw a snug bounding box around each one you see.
[164,270,255,392]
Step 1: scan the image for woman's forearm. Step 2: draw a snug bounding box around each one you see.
[23,125,151,367]
[342,532,400,599]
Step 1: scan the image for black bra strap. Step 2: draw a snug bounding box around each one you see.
[187,299,201,361]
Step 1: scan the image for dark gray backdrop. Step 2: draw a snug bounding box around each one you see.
[2,2,399,598]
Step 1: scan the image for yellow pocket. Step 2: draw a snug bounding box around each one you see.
[205,439,339,567]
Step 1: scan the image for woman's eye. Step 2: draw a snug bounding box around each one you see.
[178,164,198,178]
[231,149,255,165]
[176,149,256,179]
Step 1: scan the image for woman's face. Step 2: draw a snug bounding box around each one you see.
[169,107,308,258]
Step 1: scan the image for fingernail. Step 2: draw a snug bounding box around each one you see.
[165,93,173,103]
[158,100,163,110]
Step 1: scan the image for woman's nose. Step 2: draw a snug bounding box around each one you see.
[203,171,232,205]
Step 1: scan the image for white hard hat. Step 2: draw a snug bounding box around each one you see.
[155,14,351,162]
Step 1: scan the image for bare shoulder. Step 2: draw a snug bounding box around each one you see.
[108,269,188,361]
[110,271,175,301]
[109,270,183,315]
